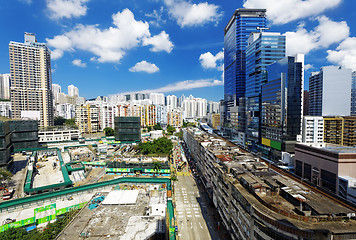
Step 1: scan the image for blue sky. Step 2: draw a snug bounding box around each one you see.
[0,0,355,101]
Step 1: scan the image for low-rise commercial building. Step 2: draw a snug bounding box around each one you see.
[184,127,356,240]
[295,143,356,204]
[38,126,80,143]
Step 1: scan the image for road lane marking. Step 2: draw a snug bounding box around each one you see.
[199,222,203,229]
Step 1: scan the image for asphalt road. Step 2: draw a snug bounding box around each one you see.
[175,174,212,240]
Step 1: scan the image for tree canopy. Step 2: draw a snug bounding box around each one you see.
[54,116,66,126]
[166,125,175,135]
[103,127,115,136]
[65,118,76,126]
[139,137,173,155]
[0,169,12,185]
[153,123,162,130]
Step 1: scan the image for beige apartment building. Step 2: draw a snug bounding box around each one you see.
[75,104,99,133]
[9,33,54,127]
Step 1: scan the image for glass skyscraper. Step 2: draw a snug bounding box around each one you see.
[223,9,266,125]
[245,32,286,145]
[261,55,304,161]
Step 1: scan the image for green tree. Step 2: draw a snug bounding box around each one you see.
[153,123,162,130]
[0,169,12,186]
[64,118,76,126]
[104,127,115,136]
[174,131,183,140]
[153,161,162,174]
[147,126,152,132]
[138,137,173,155]
[166,125,175,135]
[54,116,66,126]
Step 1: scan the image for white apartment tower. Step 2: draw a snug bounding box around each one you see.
[149,93,165,105]
[301,116,324,144]
[9,33,54,127]
[68,84,79,97]
[0,74,10,100]
[196,98,207,118]
[52,83,61,95]
[166,95,177,110]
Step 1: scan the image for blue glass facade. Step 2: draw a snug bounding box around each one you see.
[245,33,285,143]
[261,56,303,159]
[223,9,266,125]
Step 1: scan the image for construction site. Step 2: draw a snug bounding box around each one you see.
[0,178,175,240]
[58,183,168,239]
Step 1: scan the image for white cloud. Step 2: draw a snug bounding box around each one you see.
[72,59,87,67]
[327,37,356,71]
[129,61,159,73]
[199,51,223,70]
[51,49,64,60]
[164,0,222,27]
[284,16,349,55]
[243,0,341,25]
[47,0,89,20]
[118,78,222,94]
[47,9,173,63]
[304,64,314,70]
[143,31,174,53]
[145,7,166,27]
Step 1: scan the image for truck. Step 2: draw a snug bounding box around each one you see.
[3,189,14,200]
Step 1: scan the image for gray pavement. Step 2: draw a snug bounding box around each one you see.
[175,175,211,240]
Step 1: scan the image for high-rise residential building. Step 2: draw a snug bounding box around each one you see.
[56,103,75,119]
[196,98,207,118]
[301,116,324,144]
[68,84,79,97]
[167,108,183,127]
[144,105,157,127]
[178,94,185,108]
[0,74,10,100]
[0,101,11,118]
[9,33,54,127]
[166,95,177,110]
[156,105,167,125]
[309,66,352,116]
[208,101,220,114]
[52,83,61,95]
[261,55,304,161]
[183,99,197,119]
[323,116,356,147]
[303,90,309,116]
[223,9,266,125]
[99,104,117,131]
[149,93,164,105]
[75,104,99,133]
[351,71,356,116]
[245,32,286,146]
